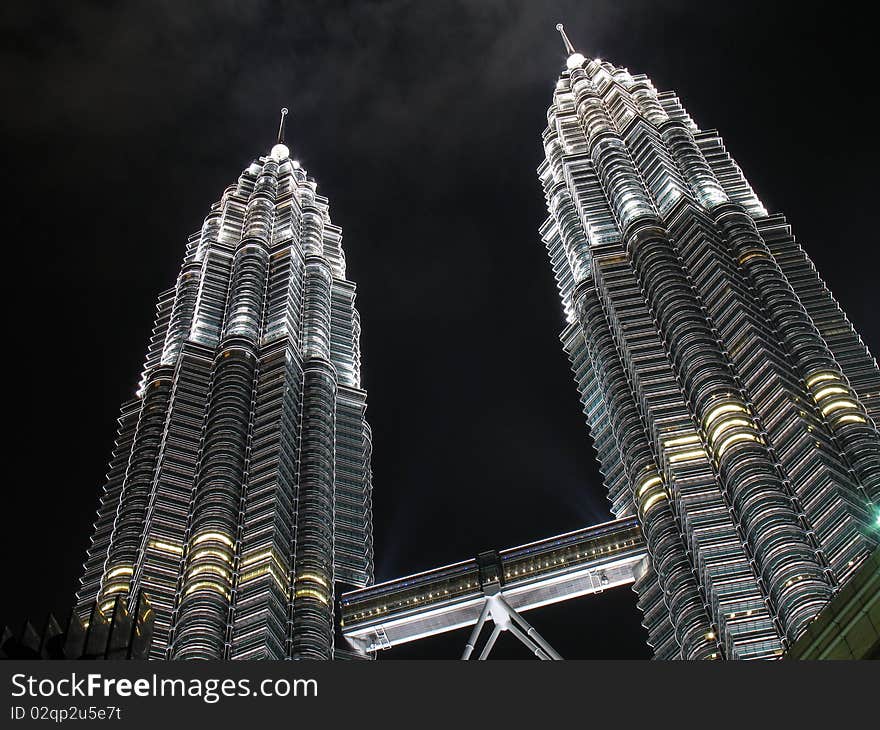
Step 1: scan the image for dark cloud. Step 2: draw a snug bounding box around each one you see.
[1,0,876,659]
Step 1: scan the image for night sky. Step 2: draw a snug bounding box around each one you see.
[2,1,877,659]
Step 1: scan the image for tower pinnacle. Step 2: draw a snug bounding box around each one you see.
[555,23,586,70]
[271,107,290,161]
[555,23,576,55]
[277,107,289,144]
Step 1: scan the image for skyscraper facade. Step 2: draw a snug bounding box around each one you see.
[539,26,880,659]
[75,111,374,660]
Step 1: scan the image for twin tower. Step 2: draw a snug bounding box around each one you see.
[76,29,880,660]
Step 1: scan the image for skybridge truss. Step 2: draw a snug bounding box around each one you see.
[340,517,647,657]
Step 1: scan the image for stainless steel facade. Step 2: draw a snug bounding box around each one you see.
[75,127,374,660]
[539,27,880,659]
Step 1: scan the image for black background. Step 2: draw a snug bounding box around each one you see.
[1,0,877,659]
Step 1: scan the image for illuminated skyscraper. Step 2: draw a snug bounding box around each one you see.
[75,110,374,660]
[539,26,880,659]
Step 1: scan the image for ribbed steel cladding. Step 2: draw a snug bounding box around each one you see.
[333,392,371,586]
[592,223,781,655]
[100,370,174,609]
[302,257,333,359]
[161,261,202,366]
[300,204,324,257]
[231,342,301,660]
[190,249,234,348]
[577,285,717,658]
[661,106,880,545]
[138,290,176,390]
[190,170,273,636]
[135,348,214,657]
[76,400,140,617]
[290,161,336,659]
[761,219,880,429]
[263,251,304,343]
[715,206,880,506]
[224,248,270,340]
[172,347,259,659]
[659,121,727,208]
[625,222,831,638]
[669,208,874,581]
[291,361,337,659]
[654,201,821,635]
[555,144,768,656]
[651,106,878,568]
[634,566,679,659]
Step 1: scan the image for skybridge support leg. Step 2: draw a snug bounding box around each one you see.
[497,595,563,660]
[506,623,551,660]
[478,624,502,660]
[461,600,492,660]
[460,593,563,660]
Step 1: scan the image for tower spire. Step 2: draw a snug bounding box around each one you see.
[277,107,289,145]
[555,23,576,55]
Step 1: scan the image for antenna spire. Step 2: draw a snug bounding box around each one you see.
[555,23,576,55]
[277,107,289,145]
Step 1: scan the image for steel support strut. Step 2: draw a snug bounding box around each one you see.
[461,600,492,660]
[460,592,563,660]
[478,625,503,660]
[506,623,551,659]
[497,595,563,660]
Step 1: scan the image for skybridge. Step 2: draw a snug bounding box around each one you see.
[340,517,647,658]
